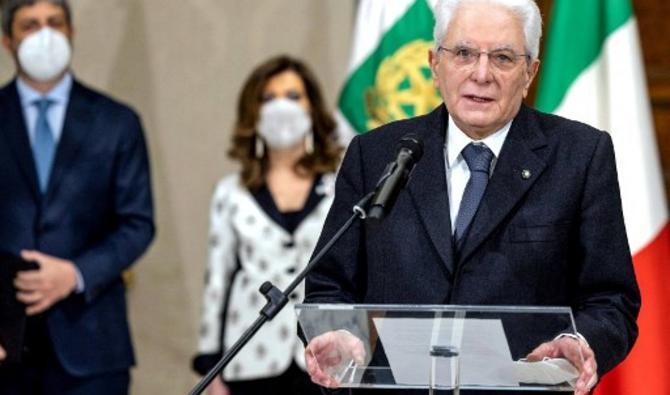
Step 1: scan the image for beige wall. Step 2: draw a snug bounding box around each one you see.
[0,1,354,393]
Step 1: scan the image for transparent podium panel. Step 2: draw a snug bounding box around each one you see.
[296,304,581,392]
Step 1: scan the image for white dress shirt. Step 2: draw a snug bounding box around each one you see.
[445,115,511,233]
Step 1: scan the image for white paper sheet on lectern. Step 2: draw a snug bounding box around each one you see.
[372,317,518,387]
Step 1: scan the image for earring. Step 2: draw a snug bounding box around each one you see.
[255,136,265,158]
[304,131,314,155]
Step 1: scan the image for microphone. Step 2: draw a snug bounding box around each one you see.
[367,134,424,221]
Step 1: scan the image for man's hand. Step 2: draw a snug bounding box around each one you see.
[207,376,229,395]
[14,250,78,315]
[526,335,597,395]
[0,344,6,361]
[305,330,366,388]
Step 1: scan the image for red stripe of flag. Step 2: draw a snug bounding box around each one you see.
[596,223,670,394]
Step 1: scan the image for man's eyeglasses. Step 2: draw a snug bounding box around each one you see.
[438,46,531,71]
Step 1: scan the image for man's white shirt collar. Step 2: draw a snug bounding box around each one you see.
[16,72,73,107]
[446,115,511,169]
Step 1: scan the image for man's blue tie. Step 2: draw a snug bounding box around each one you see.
[32,98,56,193]
[454,143,494,247]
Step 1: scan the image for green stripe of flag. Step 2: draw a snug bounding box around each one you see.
[536,0,633,113]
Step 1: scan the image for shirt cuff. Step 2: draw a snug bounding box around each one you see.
[74,265,85,293]
[554,332,590,348]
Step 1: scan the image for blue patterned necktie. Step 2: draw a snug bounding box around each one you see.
[32,98,56,193]
[454,143,494,247]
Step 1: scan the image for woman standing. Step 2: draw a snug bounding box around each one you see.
[192,55,342,395]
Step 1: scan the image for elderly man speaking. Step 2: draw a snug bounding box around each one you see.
[302,0,640,394]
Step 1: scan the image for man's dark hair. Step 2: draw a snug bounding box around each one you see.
[1,0,71,36]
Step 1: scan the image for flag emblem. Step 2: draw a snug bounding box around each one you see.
[365,39,442,130]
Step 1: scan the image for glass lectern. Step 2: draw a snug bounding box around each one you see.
[296,304,581,393]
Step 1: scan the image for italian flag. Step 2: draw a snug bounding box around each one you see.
[536,1,670,394]
[337,0,441,143]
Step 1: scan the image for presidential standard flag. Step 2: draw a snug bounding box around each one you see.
[337,0,442,143]
[536,1,670,394]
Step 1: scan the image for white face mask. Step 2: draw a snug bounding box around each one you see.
[256,98,312,150]
[18,27,72,83]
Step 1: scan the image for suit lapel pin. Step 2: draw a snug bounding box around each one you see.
[521,169,531,180]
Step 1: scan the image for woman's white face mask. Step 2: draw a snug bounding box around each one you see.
[18,27,72,83]
[256,98,312,149]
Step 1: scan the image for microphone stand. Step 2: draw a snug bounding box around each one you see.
[187,191,376,395]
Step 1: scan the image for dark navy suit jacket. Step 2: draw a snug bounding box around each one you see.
[0,78,154,377]
[304,104,640,394]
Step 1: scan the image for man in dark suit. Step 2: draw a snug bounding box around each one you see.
[303,0,640,394]
[0,0,154,393]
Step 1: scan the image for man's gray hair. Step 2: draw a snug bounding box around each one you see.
[433,0,542,60]
[1,0,71,36]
